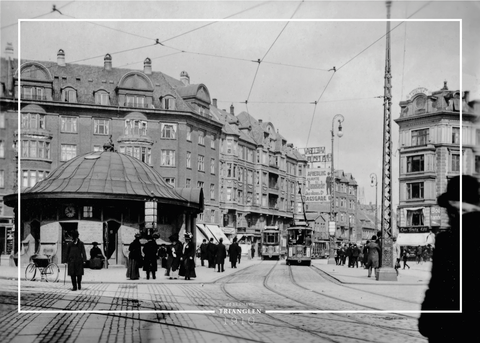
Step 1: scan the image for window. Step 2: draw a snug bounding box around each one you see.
[211,135,216,149]
[227,188,232,201]
[407,155,424,173]
[238,167,243,182]
[198,155,205,172]
[21,113,45,130]
[0,170,4,188]
[247,170,253,185]
[124,119,147,136]
[198,131,205,145]
[22,86,45,100]
[0,141,4,158]
[210,158,215,174]
[407,209,424,226]
[61,116,77,133]
[238,190,243,204]
[163,96,175,110]
[411,128,429,146]
[161,123,176,139]
[119,146,151,164]
[21,140,51,159]
[186,152,191,169]
[210,184,215,200]
[197,181,204,189]
[227,138,233,154]
[407,182,424,199]
[452,127,460,144]
[126,95,145,108]
[186,127,191,141]
[210,209,215,223]
[165,178,175,187]
[451,154,460,172]
[21,170,49,189]
[227,163,233,178]
[61,144,77,161]
[161,150,175,166]
[247,192,253,205]
[95,91,110,105]
[63,88,77,103]
[83,206,93,218]
[186,178,191,188]
[94,119,109,135]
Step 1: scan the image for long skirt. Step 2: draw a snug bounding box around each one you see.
[126,258,140,280]
[179,259,196,278]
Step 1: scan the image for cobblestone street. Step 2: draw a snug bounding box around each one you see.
[0,260,430,343]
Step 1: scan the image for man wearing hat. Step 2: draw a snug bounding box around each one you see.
[167,233,183,280]
[179,232,196,280]
[419,175,480,342]
[89,241,105,269]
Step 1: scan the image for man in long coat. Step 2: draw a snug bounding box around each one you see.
[200,239,208,267]
[167,233,183,279]
[67,230,87,291]
[179,233,196,280]
[216,238,227,272]
[366,235,380,278]
[228,237,240,268]
[207,238,217,269]
[142,235,158,280]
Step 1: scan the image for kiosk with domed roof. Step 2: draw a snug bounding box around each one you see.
[5,147,203,267]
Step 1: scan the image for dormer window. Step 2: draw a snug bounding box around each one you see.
[161,123,177,139]
[95,90,110,106]
[126,95,145,108]
[162,96,176,110]
[62,88,77,103]
[21,86,45,100]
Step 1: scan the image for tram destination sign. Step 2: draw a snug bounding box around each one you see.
[399,226,430,233]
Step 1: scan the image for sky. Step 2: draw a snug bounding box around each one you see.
[1,0,479,208]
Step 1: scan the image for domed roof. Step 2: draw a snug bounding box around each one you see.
[18,151,202,208]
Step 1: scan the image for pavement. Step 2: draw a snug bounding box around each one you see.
[0,255,433,286]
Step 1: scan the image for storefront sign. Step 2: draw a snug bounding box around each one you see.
[301,147,332,169]
[399,226,430,233]
[430,206,441,226]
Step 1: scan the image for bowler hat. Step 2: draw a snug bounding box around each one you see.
[438,175,480,208]
[92,241,99,246]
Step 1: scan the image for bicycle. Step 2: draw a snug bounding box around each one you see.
[24,254,60,282]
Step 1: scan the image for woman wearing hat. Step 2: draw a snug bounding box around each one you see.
[89,242,105,270]
[179,232,196,280]
[167,233,183,280]
[126,233,142,280]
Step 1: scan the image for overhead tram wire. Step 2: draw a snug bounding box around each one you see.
[0,2,77,30]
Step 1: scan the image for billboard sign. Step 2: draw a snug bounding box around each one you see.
[305,168,331,204]
[300,147,332,169]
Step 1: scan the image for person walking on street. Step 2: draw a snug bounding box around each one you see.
[216,238,227,272]
[362,242,369,268]
[200,239,208,267]
[179,233,196,280]
[393,236,401,276]
[357,246,364,268]
[66,230,87,291]
[207,238,217,269]
[416,245,423,264]
[419,175,480,342]
[142,235,158,280]
[228,237,240,268]
[167,233,183,280]
[346,244,353,267]
[366,236,380,278]
[251,245,256,259]
[237,244,242,264]
[351,244,360,268]
[401,248,410,269]
[158,244,168,275]
[127,233,142,280]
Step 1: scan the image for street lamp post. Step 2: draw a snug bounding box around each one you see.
[328,114,344,265]
[370,173,378,233]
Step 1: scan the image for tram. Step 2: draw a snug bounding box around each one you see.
[261,226,283,260]
[286,226,314,266]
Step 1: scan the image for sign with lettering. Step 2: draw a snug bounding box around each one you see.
[300,147,332,168]
[41,222,60,243]
[399,226,430,233]
[305,168,331,204]
[430,206,442,226]
[407,87,429,99]
[78,221,103,243]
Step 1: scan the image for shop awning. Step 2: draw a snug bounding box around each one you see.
[221,227,236,235]
[397,233,430,246]
[205,225,231,245]
[196,224,214,242]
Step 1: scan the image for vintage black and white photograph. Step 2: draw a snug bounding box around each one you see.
[0,1,478,342]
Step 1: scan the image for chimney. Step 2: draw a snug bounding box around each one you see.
[230,104,234,115]
[143,57,152,75]
[5,43,14,94]
[104,53,112,71]
[57,49,65,66]
[258,119,263,124]
[180,71,190,85]
[212,98,217,107]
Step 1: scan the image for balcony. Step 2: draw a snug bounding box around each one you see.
[125,102,151,109]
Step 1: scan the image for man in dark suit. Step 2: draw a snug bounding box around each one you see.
[207,238,217,269]
[200,239,208,267]
[216,238,227,272]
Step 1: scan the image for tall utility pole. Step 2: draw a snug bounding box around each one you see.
[377,0,397,281]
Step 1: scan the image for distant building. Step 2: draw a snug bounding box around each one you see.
[394,83,479,245]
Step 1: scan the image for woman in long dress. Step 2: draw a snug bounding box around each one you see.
[127,234,142,280]
[179,232,196,280]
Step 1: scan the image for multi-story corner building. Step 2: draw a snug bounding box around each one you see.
[0,44,310,255]
[0,45,224,255]
[332,170,358,244]
[394,83,479,243]
[210,104,307,242]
